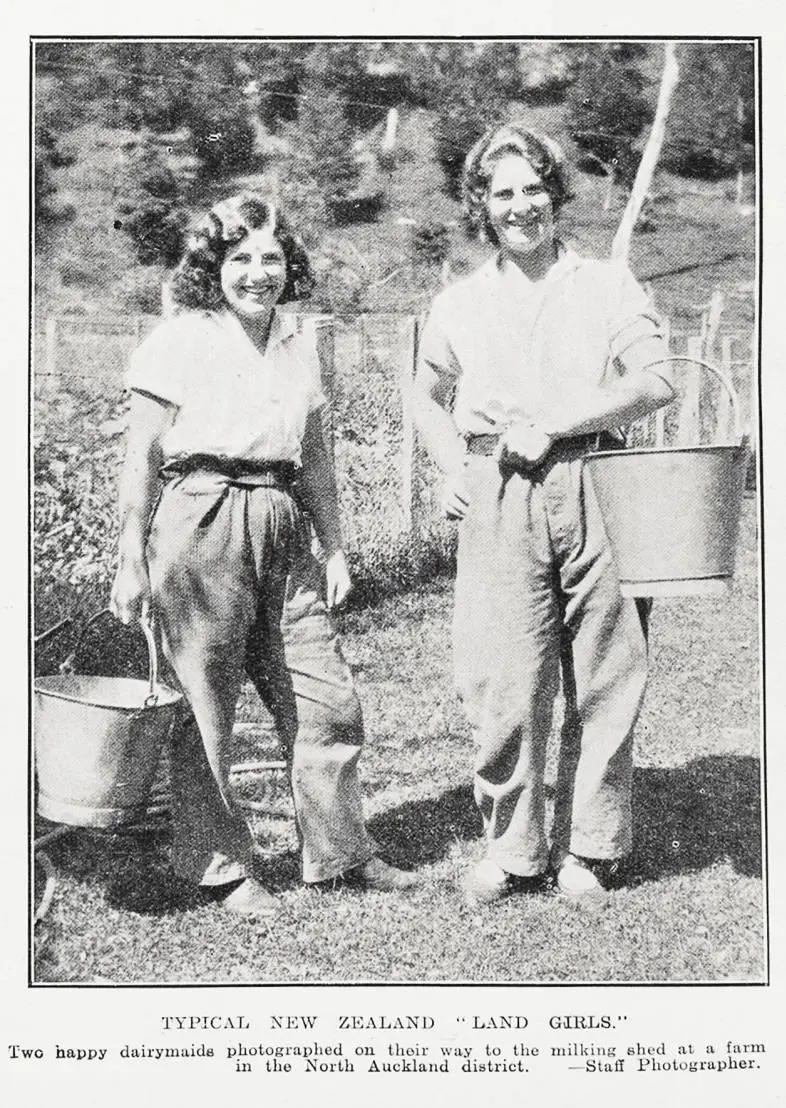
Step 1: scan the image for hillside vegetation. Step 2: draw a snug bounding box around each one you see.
[36,40,756,326]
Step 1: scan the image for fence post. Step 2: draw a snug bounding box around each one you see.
[678,335,703,444]
[397,315,420,541]
[703,289,725,360]
[717,336,734,443]
[44,316,58,393]
[303,314,336,462]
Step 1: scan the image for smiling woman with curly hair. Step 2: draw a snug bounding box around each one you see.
[166,193,314,312]
[110,192,415,920]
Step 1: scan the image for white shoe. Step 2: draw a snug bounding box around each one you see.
[553,851,608,907]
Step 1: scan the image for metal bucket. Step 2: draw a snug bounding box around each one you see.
[35,611,182,827]
[585,356,749,598]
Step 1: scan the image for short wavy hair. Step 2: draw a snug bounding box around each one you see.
[462,123,573,244]
[166,193,314,312]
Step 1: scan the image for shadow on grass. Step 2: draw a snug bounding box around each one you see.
[366,753,762,885]
[630,754,762,883]
[38,753,761,924]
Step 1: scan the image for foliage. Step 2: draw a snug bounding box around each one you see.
[240,41,311,130]
[34,392,126,611]
[114,144,188,267]
[428,43,523,198]
[34,126,76,235]
[565,42,652,189]
[410,220,451,266]
[287,76,360,221]
[661,42,756,179]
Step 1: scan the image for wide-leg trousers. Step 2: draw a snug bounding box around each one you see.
[147,472,375,886]
[453,445,649,877]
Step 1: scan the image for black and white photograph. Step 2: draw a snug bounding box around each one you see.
[7,11,784,1105]
[29,34,763,987]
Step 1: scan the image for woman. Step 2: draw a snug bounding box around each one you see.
[413,124,674,906]
[111,194,412,919]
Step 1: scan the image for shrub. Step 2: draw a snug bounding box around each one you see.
[410,221,451,266]
[430,43,522,198]
[565,43,652,190]
[661,43,755,180]
[114,147,187,267]
[287,78,360,224]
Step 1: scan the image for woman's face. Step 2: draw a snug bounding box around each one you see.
[220,227,287,319]
[486,153,554,258]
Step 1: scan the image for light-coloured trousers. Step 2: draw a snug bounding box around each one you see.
[147,472,375,886]
[453,445,648,876]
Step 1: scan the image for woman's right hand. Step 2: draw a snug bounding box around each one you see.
[110,557,152,626]
[441,464,471,520]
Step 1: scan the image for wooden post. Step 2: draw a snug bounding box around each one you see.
[654,314,671,446]
[611,42,680,261]
[717,336,734,443]
[703,289,725,361]
[303,314,336,462]
[398,315,420,540]
[747,328,758,452]
[44,316,58,393]
[678,336,703,444]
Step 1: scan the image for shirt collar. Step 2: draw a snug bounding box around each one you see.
[488,241,583,285]
[214,307,297,352]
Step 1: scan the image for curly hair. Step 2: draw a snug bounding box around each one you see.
[165,193,314,312]
[462,123,573,244]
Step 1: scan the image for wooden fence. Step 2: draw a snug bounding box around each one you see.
[34,304,757,536]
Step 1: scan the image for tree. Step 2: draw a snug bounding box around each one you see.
[289,78,360,221]
[114,143,187,267]
[565,43,653,191]
[429,43,523,198]
[661,42,755,179]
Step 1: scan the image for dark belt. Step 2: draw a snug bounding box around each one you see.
[160,454,297,487]
[465,431,623,458]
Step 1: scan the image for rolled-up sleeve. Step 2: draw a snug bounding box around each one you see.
[125,318,189,407]
[417,297,462,381]
[607,263,673,389]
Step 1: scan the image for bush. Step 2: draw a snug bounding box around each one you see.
[114,147,187,267]
[565,43,652,189]
[661,43,755,179]
[430,43,522,198]
[288,78,360,223]
[410,221,450,266]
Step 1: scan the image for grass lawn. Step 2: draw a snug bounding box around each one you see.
[32,498,763,986]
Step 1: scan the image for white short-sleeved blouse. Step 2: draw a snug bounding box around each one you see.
[417,249,670,438]
[126,309,325,466]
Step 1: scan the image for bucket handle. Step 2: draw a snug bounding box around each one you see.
[59,608,161,709]
[654,355,745,445]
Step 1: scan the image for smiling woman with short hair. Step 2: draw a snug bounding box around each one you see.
[413,123,675,908]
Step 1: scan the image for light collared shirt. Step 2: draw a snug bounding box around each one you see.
[418,248,670,437]
[126,309,325,465]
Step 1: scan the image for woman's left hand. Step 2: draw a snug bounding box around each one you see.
[325,549,353,610]
[497,421,554,469]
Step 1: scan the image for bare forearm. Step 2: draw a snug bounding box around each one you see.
[299,422,343,556]
[412,391,465,475]
[540,370,674,440]
[117,449,161,562]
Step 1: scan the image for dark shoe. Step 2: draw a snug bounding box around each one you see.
[343,856,419,892]
[213,877,279,920]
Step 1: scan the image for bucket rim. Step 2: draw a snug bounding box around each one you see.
[34,674,182,711]
[586,443,745,460]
